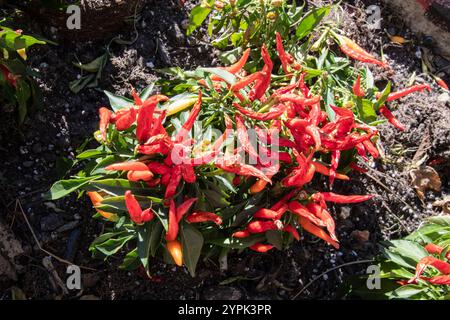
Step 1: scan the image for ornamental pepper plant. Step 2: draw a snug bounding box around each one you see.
[47,30,432,276]
[343,216,450,300]
[0,20,46,123]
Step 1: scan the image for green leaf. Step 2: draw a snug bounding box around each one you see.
[150,221,164,257]
[76,149,107,159]
[104,90,133,112]
[98,195,161,213]
[295,6,331,41]
[73,54,107,73]
[119,248,140,270]
[207,234,265,249]
[15,78,31,124]
[137,222,153,270]
[181,223,204,277]
[374,81,391,111]
[265,230,283,250]
[357,99,377,123]
[428,216,450,227]
[387,285,426,300]
[382,240,428,269]
[89,179,149,196]
[198,67,237,85]
[45,176,100,200]
[186,1,214,36]
[139,84,155,100]
[91,234,135,257]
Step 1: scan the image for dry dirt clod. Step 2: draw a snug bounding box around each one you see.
[409,166,442,200]
[351,230,370,243]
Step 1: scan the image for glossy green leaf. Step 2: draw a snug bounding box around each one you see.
[295,6,331,41]
[181,223,204,277]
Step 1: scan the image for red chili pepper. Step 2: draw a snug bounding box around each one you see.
[385,84,431,102]
[98,107,112,141]
[161,172,171,186]
[353,74,365,97]
[312,161,349,180]
[127,170,154,182]
[106,161,149,171]
[249,45,273,101]
[216,156,271,183]
[349,162,368,173]
[315,192,373,203]
[408,256,450,284]
[329,150,341,187]
[362,139,379,158]
[166,199,179,241]
[147,178,161,187]
[186,212,222,225]
[174,91,202,143]
[421,275,450,285]
[175,197,197,222]
[137,143,171,155]
[232,230,250,238]
[0,64,17,87]
[231,71,264,92]
[125,190,154,224]
[136,95,168,142]
[275,32,299,74]
[425,243,450,260]
[355,143,369,162]
[146,162,171,175]
[306,203,338,242]
[131,89,143,106]
[233,102,288,121]
[164,165,183,200]
[298,217,340,249]
[288,202,326,227]
[247,220,279,233]
[335,34,388,68]
[277,94,321,106]
[284,224,300,241]
[212,48,251,81]
[250,243,274,253]
[379,105,405,131]
[181,164,196,184]
[235,114,260,160]
[113,107,138,131]
[253,208,280,220]
[435,77,448,91]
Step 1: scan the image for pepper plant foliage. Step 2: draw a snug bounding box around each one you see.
[47,3,433,276]
[0,20,46,123]
[343,216,450,300]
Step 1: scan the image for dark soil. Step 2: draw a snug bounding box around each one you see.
[0,0,449,300]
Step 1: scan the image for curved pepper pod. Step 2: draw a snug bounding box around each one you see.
[186,212,222,225]
[87,191,118,221]
[425,243,450,260]
[167,240,183,267]
[408,256,450,284]
[299,217,340,250]
[124,190,154,224]
[98,107,112,141]
[335,34,389,69]
[249,243,274,253]
[247,220,280,233]
[106,161,149,172]
[352,74,365,97]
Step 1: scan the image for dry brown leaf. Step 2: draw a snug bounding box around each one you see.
[409,166,442,200]
[433,196,450,214]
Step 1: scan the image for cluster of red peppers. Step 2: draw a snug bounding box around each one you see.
[90,32,433,266]
[397,243,450,286]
